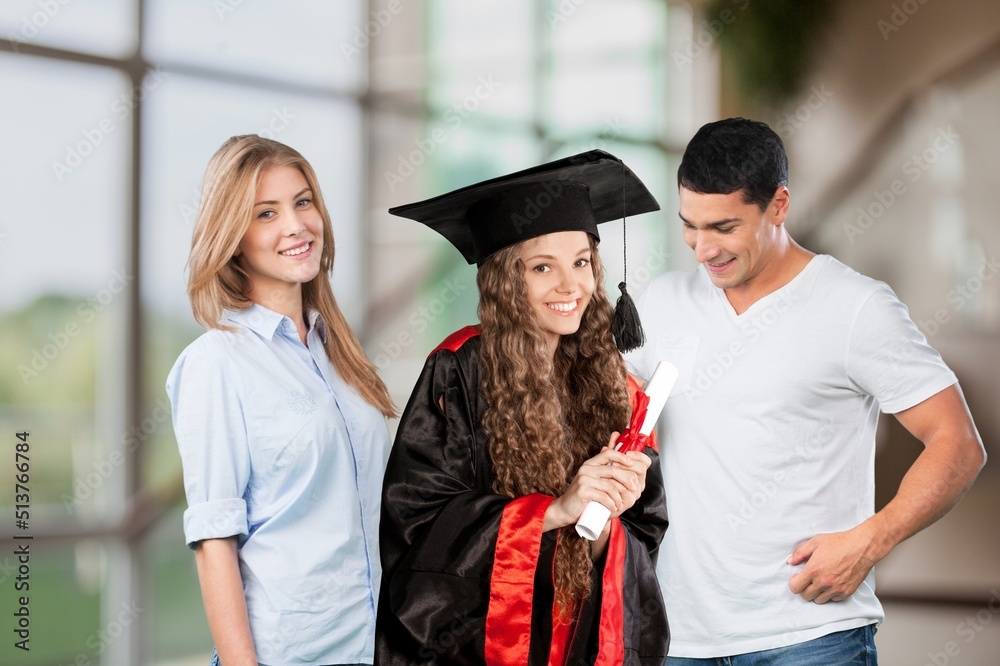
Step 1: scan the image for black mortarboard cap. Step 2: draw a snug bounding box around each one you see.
[388,149,659,265]
[389,149,659,351]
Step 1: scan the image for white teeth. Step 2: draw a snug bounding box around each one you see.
[280,243,310,256]
[547,301,576,312]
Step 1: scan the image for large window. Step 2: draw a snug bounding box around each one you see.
[1,2,366,663]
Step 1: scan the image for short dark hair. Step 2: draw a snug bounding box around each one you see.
[677,118,788,210]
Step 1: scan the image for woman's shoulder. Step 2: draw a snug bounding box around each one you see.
[167,325,253,385]
[180,325,248,359]
[413,326,483,396]
[427,325,481,357]
[424,325,482,368]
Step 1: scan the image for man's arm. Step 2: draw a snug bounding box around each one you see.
[788,384,986,603]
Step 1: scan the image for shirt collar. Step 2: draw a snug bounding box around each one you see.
[223,304,327,343]
[222,304,286,340]
[307,308,328,345]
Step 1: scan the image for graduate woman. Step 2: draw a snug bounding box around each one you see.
[376,151,669,664]
[167,135,395,665]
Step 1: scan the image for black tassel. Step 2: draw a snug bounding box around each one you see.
[612,281,645,353]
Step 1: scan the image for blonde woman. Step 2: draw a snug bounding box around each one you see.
[377,151,669,664]
[167,135,394,665]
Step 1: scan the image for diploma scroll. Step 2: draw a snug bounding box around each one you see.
[575,361,678,541]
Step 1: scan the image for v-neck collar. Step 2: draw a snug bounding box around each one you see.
[707,254,826,320]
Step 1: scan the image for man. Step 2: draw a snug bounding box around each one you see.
[626,118,985,664]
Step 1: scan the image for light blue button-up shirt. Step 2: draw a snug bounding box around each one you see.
[166,305,390,665]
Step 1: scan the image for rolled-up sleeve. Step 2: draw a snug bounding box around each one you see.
[166,342,251,547]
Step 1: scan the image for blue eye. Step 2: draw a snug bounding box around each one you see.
[296,198,312,207]
[257,209,275,220]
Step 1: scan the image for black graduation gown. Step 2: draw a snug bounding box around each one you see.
[375,327,669,665]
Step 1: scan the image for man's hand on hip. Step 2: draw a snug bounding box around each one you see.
[787,521,888,604]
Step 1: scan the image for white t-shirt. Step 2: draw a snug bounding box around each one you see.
[626,254,957,657]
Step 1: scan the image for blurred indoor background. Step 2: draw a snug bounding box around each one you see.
[0,0,997,664]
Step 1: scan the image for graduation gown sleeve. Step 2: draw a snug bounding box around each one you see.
[376,331,505,664]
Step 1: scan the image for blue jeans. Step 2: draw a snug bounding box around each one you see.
[666,624,877,666]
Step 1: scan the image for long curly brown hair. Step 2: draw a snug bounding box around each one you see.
[477,234,631,617]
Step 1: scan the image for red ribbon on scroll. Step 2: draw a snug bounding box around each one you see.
[614,389,651,454]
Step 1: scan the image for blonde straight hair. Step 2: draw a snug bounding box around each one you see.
[187,135,396,417]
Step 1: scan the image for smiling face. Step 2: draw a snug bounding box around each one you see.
[679,185,789,293]
[236,165,324,309]
[519,230,596,354]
